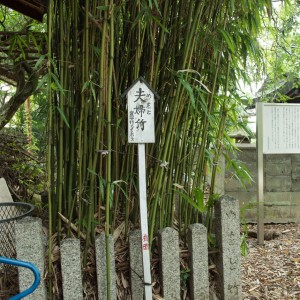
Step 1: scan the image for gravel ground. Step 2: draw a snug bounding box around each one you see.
[242,223,300,300]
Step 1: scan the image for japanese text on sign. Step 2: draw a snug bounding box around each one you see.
[262,104,300,154]
[127,81,155,143]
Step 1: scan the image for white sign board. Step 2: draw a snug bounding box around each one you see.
[123,77,158,299]
[262,104,300,154]
[257,102,300,244]
[127,80,155,143]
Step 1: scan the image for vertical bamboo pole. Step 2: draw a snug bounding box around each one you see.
[47,0,54,297]
[105,2,114,298]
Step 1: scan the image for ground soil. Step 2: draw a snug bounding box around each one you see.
[1,222,300,299]
[242,223,300,300]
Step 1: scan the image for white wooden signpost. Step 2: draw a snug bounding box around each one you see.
[256,102,300,245]
[122,77,159,300]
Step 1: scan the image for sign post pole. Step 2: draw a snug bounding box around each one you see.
[256,102,264,245]
[256,103,300,245]
[122,77,159,300]
[138,143,152,299]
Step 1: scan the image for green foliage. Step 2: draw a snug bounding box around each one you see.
[241,233,249,256]
[225,156,254,189]
[0,6,29,31]
[0,130,45,199]
[256,0,300,99]
[175,187,206,214]
[43,1,271,260]
[240,201,256,256]
[180,267,190,291]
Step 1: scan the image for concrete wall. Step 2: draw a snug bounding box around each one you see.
[224,144,300,223]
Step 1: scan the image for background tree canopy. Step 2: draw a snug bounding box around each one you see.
[0,5,46,129]
[252,1,300,102]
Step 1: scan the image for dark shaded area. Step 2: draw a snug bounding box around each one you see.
[0,0,48,22]
[251,74,300,108]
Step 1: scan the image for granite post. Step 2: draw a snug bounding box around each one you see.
[215,195,242,300]
[95,233,116,300]
[15,217,46,300]
[158,227,180,300]
[187,223,209,300]
[129,230,144,300]
[60,238,83,300]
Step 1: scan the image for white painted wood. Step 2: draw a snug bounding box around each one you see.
[138,143,152,300]
[257,103,300,244]
[262,103,300,154]
[125,78,156,298]
[256,102,264,245]
[127,80,155,143]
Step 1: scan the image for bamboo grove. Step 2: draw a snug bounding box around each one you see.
[46,0,270,253]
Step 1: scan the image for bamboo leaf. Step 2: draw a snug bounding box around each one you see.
[173,189,200,212]
[173,183,185,189]
[50,73,66,94]
[34,54,46,70]
[178,69,211,93]
[90,82,97,101]
[218,28,235,53]
[193,188,206,213]
[8,36,17,57]
[151,14,169,33]
[178,73,195,109]
[81,81,89,93]
[195,88,209,117]
[56,106,70,128]
[18,35,29,48]
[30,33,39,50]
[87,168,98,176]
[112,180,127,185]
[99,177,106,199]
[36,73,49,91]
[97,6,109,11]
[113,182,129,202]
[17,37,26,59]
[153,0,161,14]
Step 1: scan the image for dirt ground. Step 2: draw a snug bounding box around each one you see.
[242,223,300,300]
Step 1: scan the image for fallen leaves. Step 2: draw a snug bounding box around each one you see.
[242,223,300,300]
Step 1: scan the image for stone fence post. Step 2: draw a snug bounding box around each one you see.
[215,195,242,300]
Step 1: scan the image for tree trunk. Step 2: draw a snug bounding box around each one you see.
[0,62,38,130]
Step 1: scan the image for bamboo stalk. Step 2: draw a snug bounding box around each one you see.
[47,1,54,298]
[58,212,87,240]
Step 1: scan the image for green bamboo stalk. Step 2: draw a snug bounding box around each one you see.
[47,0,54,298]
[67,19,76,228]
[56,0,65,240]
[105,2,114,299]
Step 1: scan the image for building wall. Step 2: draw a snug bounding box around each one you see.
[224,144,300,223]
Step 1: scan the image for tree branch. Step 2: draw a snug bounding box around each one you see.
[0,61,38,130]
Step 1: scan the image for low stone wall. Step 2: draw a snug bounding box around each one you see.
[3,195,241,300]
[224,144,300,223]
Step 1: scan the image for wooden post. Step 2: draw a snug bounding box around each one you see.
[256,102,264,245]
[138,143,152,299]
[122,77,159,300]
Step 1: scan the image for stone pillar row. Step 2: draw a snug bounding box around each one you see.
[14,195,241,300]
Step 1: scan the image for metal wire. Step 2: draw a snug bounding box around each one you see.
[0,202,34,294]
[0,202,34,258]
